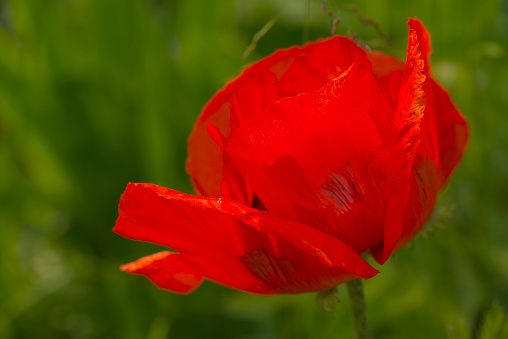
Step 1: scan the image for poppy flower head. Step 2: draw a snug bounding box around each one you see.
[114,18,469,295]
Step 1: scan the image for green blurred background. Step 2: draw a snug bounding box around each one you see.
[0,0,507,338]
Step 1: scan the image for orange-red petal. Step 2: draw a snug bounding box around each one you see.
[120,251,204,294]
[186,37,366,198]
[227,57,395,254]
[372,18,429,263]
[114,183,378,294]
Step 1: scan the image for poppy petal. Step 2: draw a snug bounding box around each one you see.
[368,53,405,111]
[276,37,366,97]
[187,37,366,198]
[409,18,432,75]
[372,18,428,264]
[427,79,469,187]
[227,57,394,254]
[368,52,405,78]
[206,124,255,206]
[186,46,304,198]
[120,251,204,294]
[114,183,378,294]
[392,84,468,250]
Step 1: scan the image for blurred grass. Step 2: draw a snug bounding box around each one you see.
[0,0,507,338]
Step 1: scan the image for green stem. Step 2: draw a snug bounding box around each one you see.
[346,278,372,339]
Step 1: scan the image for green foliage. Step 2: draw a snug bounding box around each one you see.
[478,303,508,339]
[447,303,508,339]
[448,318,470,339]
[0,0,507,338]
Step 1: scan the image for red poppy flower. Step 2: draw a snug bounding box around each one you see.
[114,18,469,295]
